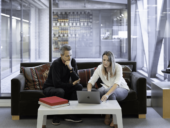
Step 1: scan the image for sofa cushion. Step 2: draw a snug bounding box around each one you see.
[78,68,96,87]
[21,66,39,90]
[122,65,132,88]
[78,67,104,89]
[121,89,137,101]
[34,63,51,90]
[21,63,50,90]
[19,90,45,101]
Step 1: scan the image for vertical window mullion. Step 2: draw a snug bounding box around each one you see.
[10,0,12,73]
[20,2,23,63]
[49,0,52,62]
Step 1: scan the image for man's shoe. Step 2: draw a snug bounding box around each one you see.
[52,115,60,125]
[65,115,82,122]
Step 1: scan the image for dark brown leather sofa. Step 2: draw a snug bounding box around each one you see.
[11,61,146,120]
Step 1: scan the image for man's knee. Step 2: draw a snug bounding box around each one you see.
[74,84,83,90]
[48,88,65,98]
[55,88,65,97]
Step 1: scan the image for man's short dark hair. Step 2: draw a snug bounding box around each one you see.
[60,45,71,55]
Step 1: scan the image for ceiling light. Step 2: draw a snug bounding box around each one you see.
[1,13,9,17]
[1,13,29,22]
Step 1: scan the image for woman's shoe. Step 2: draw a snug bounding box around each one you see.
[104,114,111,125]
[110,120,114,127]
[110,120,118,128]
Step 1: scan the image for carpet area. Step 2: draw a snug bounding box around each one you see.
[0,107,170,128]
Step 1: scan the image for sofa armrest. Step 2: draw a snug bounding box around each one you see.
[11,74,25,115]
[131,72,146,114]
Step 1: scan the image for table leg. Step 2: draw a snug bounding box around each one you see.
[114,112,123,128]
[112,114,117,124]
[42,115,47,128]
[37,113,45,128]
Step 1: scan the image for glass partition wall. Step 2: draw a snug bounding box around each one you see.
[131,0,170,85]
[52,0,128,61]
[1,0,49,93]
[0,0,129,94]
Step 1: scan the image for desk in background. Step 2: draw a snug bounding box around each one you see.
[151,82,170,118]
[162,70,170,81]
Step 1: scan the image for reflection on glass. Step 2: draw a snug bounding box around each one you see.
[12,1,21,72]
[1,0,49,93]
[23,6,30,62]
[131,0,169,79]
[101,10,128,59]
[52,10,94,59]
[52,8,128,59]
[1,14,10,74]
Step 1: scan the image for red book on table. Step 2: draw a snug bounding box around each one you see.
[39,96,69,108]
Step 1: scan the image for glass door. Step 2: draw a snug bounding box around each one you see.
[12,1,30,71]
[1,0,49,94]
[12,0,22,72]
[1,2,11,78]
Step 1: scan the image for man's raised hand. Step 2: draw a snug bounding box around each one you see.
[65,61,72,70]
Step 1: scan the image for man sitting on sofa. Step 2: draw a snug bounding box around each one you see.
[43,44,83,125]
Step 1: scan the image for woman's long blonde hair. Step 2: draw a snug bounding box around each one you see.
[102,51,116,77]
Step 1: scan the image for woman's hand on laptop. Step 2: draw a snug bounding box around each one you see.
[101,94,109,102]
[73,79,80,85]
[87,83,92,92]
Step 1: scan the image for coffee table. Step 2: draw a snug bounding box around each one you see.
[37,100,123,128]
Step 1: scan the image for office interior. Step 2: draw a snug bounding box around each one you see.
[0,0,170,127]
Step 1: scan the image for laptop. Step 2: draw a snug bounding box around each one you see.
[77,91,101,104]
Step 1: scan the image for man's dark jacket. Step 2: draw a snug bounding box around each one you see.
[43,57,79,90]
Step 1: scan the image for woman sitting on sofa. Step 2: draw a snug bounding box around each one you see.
[87,51,130,127]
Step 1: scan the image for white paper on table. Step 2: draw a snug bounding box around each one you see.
[100,83,109,89]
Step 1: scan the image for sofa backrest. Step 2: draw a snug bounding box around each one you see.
[76,61,136,71]
[20,61,136,71]
[20,61,136,88]
[20,62,51,71]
